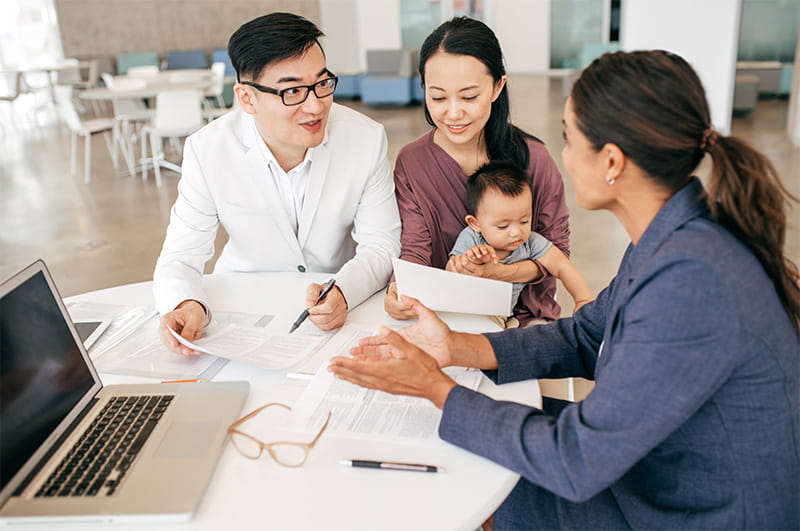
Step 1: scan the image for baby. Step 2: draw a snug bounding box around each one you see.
[448,161,592,318]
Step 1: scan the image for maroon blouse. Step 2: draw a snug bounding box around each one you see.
[394,129,570,323]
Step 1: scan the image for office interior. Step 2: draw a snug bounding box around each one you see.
[1,0,798,345]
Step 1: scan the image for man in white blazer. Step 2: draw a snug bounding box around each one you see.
[154,12,400,354]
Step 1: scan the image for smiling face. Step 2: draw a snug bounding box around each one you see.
[236,43,332,170]
[423,51,505,152]
[466,186,533,255]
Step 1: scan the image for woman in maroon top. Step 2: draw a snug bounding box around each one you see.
[385,17,570,325]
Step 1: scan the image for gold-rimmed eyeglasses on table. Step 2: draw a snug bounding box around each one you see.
[227,403,331,468]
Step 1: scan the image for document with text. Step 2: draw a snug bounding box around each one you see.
[93,311,269,380]
[290,361,482,445]
[169,320,332,370]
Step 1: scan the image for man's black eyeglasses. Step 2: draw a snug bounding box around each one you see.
[240,75,338,106]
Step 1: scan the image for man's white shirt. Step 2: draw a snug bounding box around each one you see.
[152,104,401,316]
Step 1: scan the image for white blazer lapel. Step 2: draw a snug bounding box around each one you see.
[240,117,302,255]
[297,142,330,247]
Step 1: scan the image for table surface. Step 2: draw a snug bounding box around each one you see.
[59,272,540,531]
[79,70,215,101]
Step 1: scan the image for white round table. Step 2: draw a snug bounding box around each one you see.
[64,272,540,531]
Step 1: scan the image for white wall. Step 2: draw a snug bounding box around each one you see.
[620,0,742,134]
[788,34,800,146]
[356,0,401,70]
[319,0,361,73]
[489,0,550,73]
[319,0,401,73]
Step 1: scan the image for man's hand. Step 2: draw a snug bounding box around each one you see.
[383,281,416,320]
[305,283,348,330]
[158,300,207,356]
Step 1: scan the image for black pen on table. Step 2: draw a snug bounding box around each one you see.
[289,278,337,334]
[340,459,441,473]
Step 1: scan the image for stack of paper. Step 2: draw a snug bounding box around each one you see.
[289,361,482,445]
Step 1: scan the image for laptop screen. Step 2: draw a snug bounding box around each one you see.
[0,270,95,489]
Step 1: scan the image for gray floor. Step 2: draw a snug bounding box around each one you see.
[1,76,798,311]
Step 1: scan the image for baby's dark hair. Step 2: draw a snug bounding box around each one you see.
[466,160,531,216]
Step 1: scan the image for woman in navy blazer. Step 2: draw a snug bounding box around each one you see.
[331,50,800,529]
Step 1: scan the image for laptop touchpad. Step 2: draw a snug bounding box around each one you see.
[154,421,220,459]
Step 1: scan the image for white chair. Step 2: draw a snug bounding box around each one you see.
[126,65,159,78]
[55,87,116,184]
[101,73,152,175]
[0,72,23,133]
[205,62,226,109]
[201,62,230,122]
[140,89,204,187]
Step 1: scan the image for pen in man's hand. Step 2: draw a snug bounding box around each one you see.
[289,278,337,334]
[339,459,441,473]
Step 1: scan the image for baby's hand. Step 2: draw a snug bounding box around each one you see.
[464,244,498,265]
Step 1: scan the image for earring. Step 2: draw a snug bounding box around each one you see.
[606,177,616,185]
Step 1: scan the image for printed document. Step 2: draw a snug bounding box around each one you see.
[93,311,268,380]
[168,318,333,370]
[393,258,512,316]
[290,361,482,445]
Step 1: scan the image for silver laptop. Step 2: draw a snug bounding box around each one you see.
[0,260,249,525]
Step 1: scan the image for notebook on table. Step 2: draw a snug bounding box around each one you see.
[0,260,249,525]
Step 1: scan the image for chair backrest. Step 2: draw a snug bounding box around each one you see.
[117,52,160,75]
[165,49,209,70]
[95,56,116,77]
[208,62,226,95]
[211,48,235,76]
[365,49,416,77]
[168,70,207,82]
[55,87,83,133]
[56,58,81,85]
[126,65,159,78]
[100,72,114,88]
[81,59,100,87]
[153,89,204,131]
[0,72,22,101]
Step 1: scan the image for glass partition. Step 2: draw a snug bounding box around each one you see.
[738,0,798,62]
[550,0,609,69]
[401,0,442,51]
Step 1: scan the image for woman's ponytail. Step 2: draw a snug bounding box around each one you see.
[706,135,800,325]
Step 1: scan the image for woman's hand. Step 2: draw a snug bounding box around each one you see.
[383,281,416,320]
[329,327,457,409]
[357,295,454,367]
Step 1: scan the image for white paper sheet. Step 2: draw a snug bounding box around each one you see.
[392,258,512,316]
[290,361,482,445]
[93,311,266,380]
[169,322,333,370]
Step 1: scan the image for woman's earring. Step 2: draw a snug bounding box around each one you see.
[606,177,616,185]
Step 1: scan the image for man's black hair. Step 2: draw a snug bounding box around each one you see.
[228,12,324,82]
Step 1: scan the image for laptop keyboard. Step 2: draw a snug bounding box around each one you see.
[35,394,174,498]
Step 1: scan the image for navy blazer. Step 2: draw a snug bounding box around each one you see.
[440,179,799,529]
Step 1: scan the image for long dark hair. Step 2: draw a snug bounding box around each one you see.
[571,50,800,326]
[419,17,539,169]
